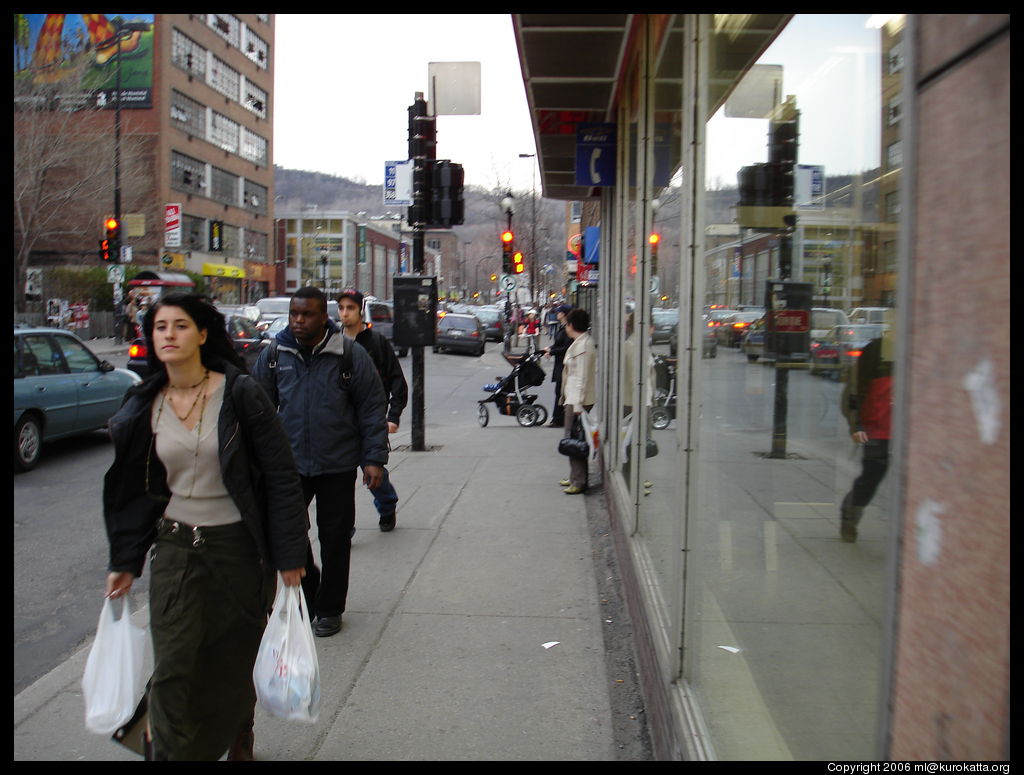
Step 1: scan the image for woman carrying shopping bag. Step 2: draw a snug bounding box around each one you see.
[559,307,597,494]
[103,294,309,761]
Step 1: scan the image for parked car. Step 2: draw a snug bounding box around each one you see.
[255,296,340,332]
[127,309,268,378]
[364,298,408,357]
[740,316,769,362]
[704,308,739,341]
[433,313,486,356]
[651,307,679,344]
[217,302,261,324]
[809,324,887,379]
[716,310,763,347]
[848,306,891,325]
[14,327,142,472]
[669,317,717,358]
[810,307,851,342]
[263,314,289,340]
[471,306,505,342]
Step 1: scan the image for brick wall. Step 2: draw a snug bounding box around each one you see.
[888,14,1010,760]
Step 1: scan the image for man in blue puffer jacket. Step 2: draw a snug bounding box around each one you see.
[252,286,388,637]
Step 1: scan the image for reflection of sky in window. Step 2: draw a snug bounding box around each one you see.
[706,14,883,189]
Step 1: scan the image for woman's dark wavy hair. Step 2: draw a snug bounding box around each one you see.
[566,307,591,333]
[141,293,246,376]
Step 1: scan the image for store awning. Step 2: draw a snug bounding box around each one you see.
[202,263,246,279]
[512,14,790,201]
[128,271,194,287]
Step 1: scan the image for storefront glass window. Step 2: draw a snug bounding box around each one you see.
[686,13,903,760]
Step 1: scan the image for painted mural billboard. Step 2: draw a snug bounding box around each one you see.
[13,13,155,109]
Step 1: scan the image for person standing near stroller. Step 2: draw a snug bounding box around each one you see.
[102,294,309,760]
[544,304,572,427]
[559,308,597,494]
[337,289,408,533]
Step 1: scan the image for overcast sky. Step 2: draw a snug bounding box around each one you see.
[273,15,884,196]
[273,14,539,193]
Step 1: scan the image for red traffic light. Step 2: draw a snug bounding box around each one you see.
[648,233,660,246]
[501,230,514,244]
[105,217,120,232]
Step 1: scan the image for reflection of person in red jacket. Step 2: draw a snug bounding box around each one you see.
[839,336,893,542]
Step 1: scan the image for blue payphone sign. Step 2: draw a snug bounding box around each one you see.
[576,124,616,187]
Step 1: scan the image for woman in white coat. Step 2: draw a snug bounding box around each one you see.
[559,307,597,494]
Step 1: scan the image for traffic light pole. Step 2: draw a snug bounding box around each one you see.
[408,92,434,452]
[112,31,124,342]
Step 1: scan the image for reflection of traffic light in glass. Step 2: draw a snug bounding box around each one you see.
[649,233,660,275]
[501,230,514,273]
[513,251,525,274]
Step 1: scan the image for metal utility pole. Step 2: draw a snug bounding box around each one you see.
[408,92,435,451]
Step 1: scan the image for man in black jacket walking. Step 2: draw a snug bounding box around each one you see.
[338,289,408,532]
[543,305,572,427]
[252,286,388,638]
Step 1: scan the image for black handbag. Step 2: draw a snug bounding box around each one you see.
[558,415,589,460]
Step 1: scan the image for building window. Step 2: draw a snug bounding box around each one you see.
[887,41,904,74]
[208,14,241,48]
[170,90,205,137]
[220,223,240,258]
[243,80,268,118]
[183,214,206,251]
[243,27,269,69]
[243,179,268,214]
[241,128,268,166]
[208,55,241,103]
[887,140,903,170]
[245,229,268,262]
[171,151,206,194]
[210,112,240,154]
[210,166,240,206]
[171,28,206,79]
[887,94,903,125]
[886,190,901,222]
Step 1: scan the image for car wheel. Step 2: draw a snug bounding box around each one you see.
[14,414,42,473]
[399,348,409,358]
[478,404,489,428]
[433,345,440,353]
[651,406,672,430]
[516,404,539,427]
[476,343,485,357]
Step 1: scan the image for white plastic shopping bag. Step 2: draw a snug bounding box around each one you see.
[82,596,151,735]
[579,407,601,461]
[253,579,321,723]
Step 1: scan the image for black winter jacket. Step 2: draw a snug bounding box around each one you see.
[353,325,408,428]
[250,321,389,477]
[103,363,309,578]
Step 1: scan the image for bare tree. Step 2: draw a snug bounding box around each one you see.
[13,60,149,311]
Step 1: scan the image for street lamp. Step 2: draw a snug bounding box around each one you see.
[97,20,150,342]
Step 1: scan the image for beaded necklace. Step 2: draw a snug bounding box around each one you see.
[152,369,210,500]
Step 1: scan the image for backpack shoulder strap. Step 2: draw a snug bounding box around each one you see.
[338,334,353,386]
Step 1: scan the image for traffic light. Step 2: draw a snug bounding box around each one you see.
[430,160,465,227]
[648,233,660,275]
[501,230,514,273]
[512,251,525,274]
[99,216,121,262]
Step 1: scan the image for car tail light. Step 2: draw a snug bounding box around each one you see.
[847,349,863,358]
[128,342,147,359]
[733,321,749,329]
[470,330,479,337]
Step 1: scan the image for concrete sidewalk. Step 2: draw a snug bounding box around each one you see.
[14,350,649,761]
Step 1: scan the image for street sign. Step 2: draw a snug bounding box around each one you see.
[107,264,125,284]
[120,245,133,263]
[384,160,413,206]
[165,203,182,247]
[500,274,517,292]
[650,275,660,295]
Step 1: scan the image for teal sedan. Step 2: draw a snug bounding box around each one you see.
[14,327,141,472]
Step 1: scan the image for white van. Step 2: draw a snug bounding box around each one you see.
[848,307,891,325]
[810,307,850,341]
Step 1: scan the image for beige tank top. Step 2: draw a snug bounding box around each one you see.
[151,381,243,527]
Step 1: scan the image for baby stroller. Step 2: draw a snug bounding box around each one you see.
[478,351,548,427]
[651,354,677,430]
